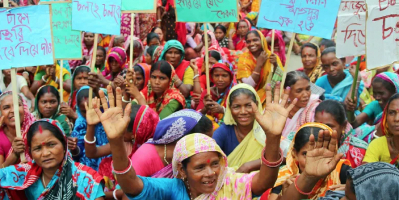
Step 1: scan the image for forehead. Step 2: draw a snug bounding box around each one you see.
[302,47,316,54]
[212,68,229,74]
[31,129,59,145]
[40,92,57,99]
[151,70,167,77]
[246,33,259,40]
[388,99,399,110]
[314,112,337,124]
[188,151,220,165]
[231,93,253,104]
[321,53,337,63]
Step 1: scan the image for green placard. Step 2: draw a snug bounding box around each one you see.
[122,0,157,13]
[175,0,239,22]
[52,2,82,60]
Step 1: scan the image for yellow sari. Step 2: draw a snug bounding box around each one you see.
[35,63,70,102]
[224,83,266,169]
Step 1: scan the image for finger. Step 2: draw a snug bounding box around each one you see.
[316,129,324,149]
[273,81,281,104]
[265,83,272,104]
[286,98,298,113]
[97,97,101,109]
[123,103,132,123]
[251,102,262,120]
[99,90,109,110]
[322,129,331,149]
[108,85,115,108]
[280,86,290,106]
[85,100,89,111]
[328,130,338,153]
[308,133,315,149]
[94,105,103,119]
[116,87,123,108]
[92,97,98,109]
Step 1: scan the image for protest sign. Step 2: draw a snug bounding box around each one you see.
[0,5,54,69]
[122,0,156,13]
[174,0,239,22]
[336,0,366,58]
[72,0,122,35]
[365,0,399,69]
[52,2,81,60]
[40,0,68,4]
[257,0,341,39]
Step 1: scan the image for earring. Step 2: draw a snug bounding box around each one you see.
[213,171,216,175]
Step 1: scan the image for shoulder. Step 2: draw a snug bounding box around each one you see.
[315,75,328,85]
[214,124,234,136]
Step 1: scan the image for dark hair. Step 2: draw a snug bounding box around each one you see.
[321,46,336,57]
[237,18,253,30]
[151,26,162,33]
[147,32,160,44]
[73,66,90,79]
[215,25,227,34]
[166,47,183,59]
[27,121,67,152]
[151,60,172,79]
[320,39,336,49]
[146,45,159,57]
[127,104,142,132]
[76,88,98,107]
[209,50,221,61]
[293,126,321,152]
[97,46,106,56]
[284,71,310,88]
[372,76,396,94]
[385,93,399,112]
[190,115,213,134]
[300,43,318,56]
[229,88,257,105]
[37,86,60,105]
[315,100,347,126]
[245,30,261,40]
[201,33,212,43]
[133,64,144,77]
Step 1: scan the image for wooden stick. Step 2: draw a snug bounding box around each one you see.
[347,56,361,122]
[204,24,211,95]
[270,29,275,54]
[88,33,99,109]
[11,69,26,162]
[3,0,8,7]
[266,30,277,85]
[129,13,134,70]
[280,33,296,96]
[59,60,63,102]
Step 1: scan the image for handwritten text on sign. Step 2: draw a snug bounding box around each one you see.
[257,0,341,39]
[0,5,53,69]
[336,1,366,58]
[52,3,82,60]
[72,0,121,35]
[365,0,399,69]
[175,0,239,22]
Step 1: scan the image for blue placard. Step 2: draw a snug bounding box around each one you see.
[257,0,341,39]
[72,0,121,35]
[0,5,54,69]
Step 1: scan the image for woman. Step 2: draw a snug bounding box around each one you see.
[125,38,145,66]
[197,62,236,130]
[232,18,252,50]
[69,86,109,171]
[196,50,223,91]
[297,43,325,83]
[151,26,165,46]
[126,61,186,119]
[132,63,151,91]
[94,46,106,73]
[103,47,127,81]
[69,32,95,70]
[237,30,283,103]
[0,92,35,167]
[266,30,286,66]
[64,65,90,116]
[33,85,72,136]
[0,119,105,200]
[94,82,297,199]
[146,32,161,47]
[269,123,350,200]
[31,62,72,102]
[145,45,164,65]
[215,25,233,49]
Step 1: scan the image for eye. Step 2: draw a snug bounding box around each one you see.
[302,151,307,156]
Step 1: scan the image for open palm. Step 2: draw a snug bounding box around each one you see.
[85,97,100,125]
[94,85,131,140]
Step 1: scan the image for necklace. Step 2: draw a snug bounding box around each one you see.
[164,144,169,165]
[185,179,193,200]
[42,174,47,188]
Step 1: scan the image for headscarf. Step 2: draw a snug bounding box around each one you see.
[68,65,91,110]
[160,40,189,80]
[300,43,324,83]
[267,30,286,66]
[0,119,103,200]
[223,83,266,168]
[140,62,186,114]
[106,47,127,72]
[232,19,252,50]
[275,122,350,199]
[172,133,257,200]
[246,12,259,21]
[376,72,399,134]
[347,162,399,200]
[136,63,152,88]
[147,45,164,64]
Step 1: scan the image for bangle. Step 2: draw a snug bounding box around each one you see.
[84,135,96,144]
[294,175,313,196]
[113,189,118,200]
[71,146,80,156]
[157,19,162,22]
[22,71,29,76]
[260,148,283,168]
[112,160,132,175]
[253,71,260,75]
[42,76,48,82]
[176,81,183,88]
[122,96,131,103]
[55,77,59,83]
[193,74,200,79]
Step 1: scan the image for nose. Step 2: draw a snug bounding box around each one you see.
[394,113,399,121]
[154,78,160,85]
[205,166,214,177]
[42,146,51,157]
[239,106,248,114]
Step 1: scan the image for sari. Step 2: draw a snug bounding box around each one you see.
[136,63,151,88]
[34,63,71,102]
[232,19,252,51]
[237,30,284,103]
[149,46,164,64]
[71,86,109,171]
[201,31,227,60]
[160,40,191,81]
[224,83,266,168]
[103,47,127,81]
[67,65,91,112]
[274,123,350,200]
[265,30,286,66]
[297,43,325,83]
[338,124,369,168]
[0,119,104,200]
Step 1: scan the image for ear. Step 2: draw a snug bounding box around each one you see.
[177,163,187,179]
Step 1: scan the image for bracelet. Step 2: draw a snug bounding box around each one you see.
[55,77,59,83]
[112,160,132,175]
[193,74,200,80]
[113,189,118,200]
[157,19,162,22]
[253,71,260,75]
[294,175,313,196]
[176,81,183,88]
[42,76,48,82]
[122,96,131,103]
[71,146,80,156]
[261,147,283,168]
[84,135,96,144]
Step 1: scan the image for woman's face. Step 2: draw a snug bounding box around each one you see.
[289,78,311,108]
[267,39,280,53]
[372,81,395,109]
[165,48,182,67]
[293,142,310,172]
[180,152,221,195]
[202,35,212,45]
[314,112,345,140]
[237,21,249,37]
[134,70,145,91]
[150,70,170,96]
[246,33,262,54]
[208,57,218,66]
[321,53,344,79]
[0,95,24,127]
[78,99,88,119]
[2,69,11,78]
[145,52,152,65]
[387,99,399,136]
[154,28,164,42]
[214,29,225,41]
[230,93,255,127]
[30,129,65,171]
[301,47,317,70]
[74,72,89,91]
[84,33,94,47]
[95,49,105,66]
[38,93,59,118]
[109,57,121,73]
[212,68,231,92]
[148,38,161,46]
[133,47,142,60]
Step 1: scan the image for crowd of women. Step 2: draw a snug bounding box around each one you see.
[1,0,399,199]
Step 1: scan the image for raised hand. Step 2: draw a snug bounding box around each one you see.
[303,129,343,180]
[85,97,101,125]
[94,85,131,140]
[251,83,297,137]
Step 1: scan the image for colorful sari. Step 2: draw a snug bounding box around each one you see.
[338,125,369,168]
[266,30,286,66]
[103,47,127,81]
[201,31,227,59]
[160,40,190,81]
[0,119,104,200]
[34,63,71,102]
[67,65,91,112]
[232,19,252,51]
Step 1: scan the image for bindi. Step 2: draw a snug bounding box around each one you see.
[207,159,210,164]
[41,142,46,146]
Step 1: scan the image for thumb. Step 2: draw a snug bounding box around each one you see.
[251,102,262,120]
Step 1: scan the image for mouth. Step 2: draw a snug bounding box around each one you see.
[238,117,250,122]
[202,179,216,187]
[42,158,55,163]
[249,46,257,51]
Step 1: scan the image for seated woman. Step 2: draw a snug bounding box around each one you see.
[1,69,35,111]
[0,92,35,167]
[126,60,186,119]
[103,47,127,81]
[197,62,236,130]
[237,30,283,103]
[269,123,351,200]
[145,45,164,65]
[265,30,286,66]
[146,32,161,47]
[94,83,298,199]
[69,86,109,171]
[214,25,234,49]
[151,26,165,46]
[30,62,72,102]
[69,32,95,70]
[297,43,325,83]
[33,85,72,136]
[94,46,106,73]
[232,18,252,50]
[0,119,105,200]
